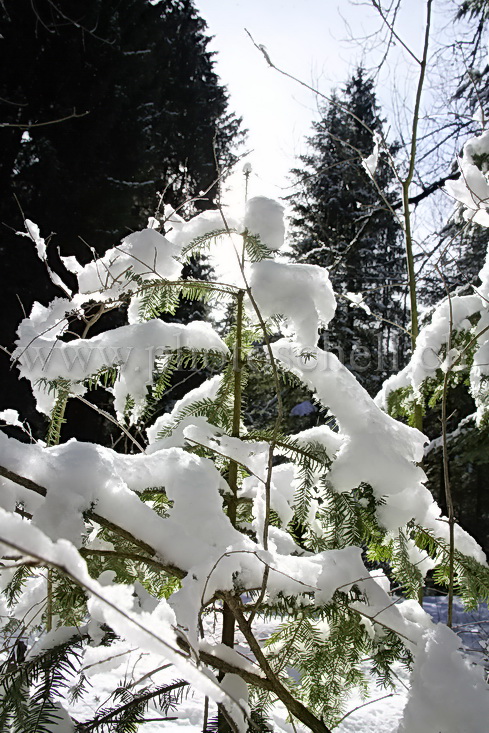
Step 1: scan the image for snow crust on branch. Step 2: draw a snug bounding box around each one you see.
[14,315,227,420]
[376,294,481,401]
[361,131,381,178]
[272,340,486,562]
[76,228,183,298]
[249,260,336,347]
[445,130,489,227]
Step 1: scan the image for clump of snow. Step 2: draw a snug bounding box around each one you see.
[14,315,227,420]
[77,228,183,298]
[289,423,343,458]
[445,130,489,226]
[345,291,371,315]
[22,219,47,260]
[17,219,72,295]
[404,538,435,578]
[147,375,223,450]
[0,409,22,428]
[26,626,82,661]
[362,132,381,178]
[272,340,486,563]
[220,674,250,733]
[376,294,481,409]
[376,233,489,424]
[273,341,426,524]
[244,196,285,251]
[168,208,240,251]
[240,462,296,537]
[60,254,84,277]
[167,207,247,288]
[250,260,336,347]
[397,624,489,733]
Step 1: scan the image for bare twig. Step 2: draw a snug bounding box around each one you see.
[75,394,145,453]
[400,0,433,432]
[0,109,89,129]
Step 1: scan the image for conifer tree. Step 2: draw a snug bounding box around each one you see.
[0,0,242,432]
[1,188,489,732]
[288,67,407,396]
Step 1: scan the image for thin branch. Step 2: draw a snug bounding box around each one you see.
[245,29,379,141]
[0,109,89,129]
[391,171,459,210]
[400,0,433,432]
[79,548,170,573]
[370,0,422,64]
[75,394,145,453]
[335,692,396,726]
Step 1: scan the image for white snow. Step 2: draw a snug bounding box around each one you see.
[17,220,72,296]
[244,196,285,251]
[445,130,489,226]
[15,315,227,419]
[146,375,223,450]
[0,409,22,428]
[397,624,489,733]
[24,219,47,261]
[362,132,381,178]
[272,339,486,562]
[376,294,482,408]
[249,260,336,347]
[376,241,489,426]
[345,290,372,315]
[77,228,183,298]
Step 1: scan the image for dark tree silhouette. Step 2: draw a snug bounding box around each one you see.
[0,0,243,432]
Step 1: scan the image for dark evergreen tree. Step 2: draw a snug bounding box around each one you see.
[419,215,489,306]
[0,0,241,251]
[288,66,407,396]
[0,0,242,432]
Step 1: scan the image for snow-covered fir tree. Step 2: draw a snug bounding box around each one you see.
[289,66,407,395]
[1,162,489,731]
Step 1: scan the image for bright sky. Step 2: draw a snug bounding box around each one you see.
[193,0,434,208]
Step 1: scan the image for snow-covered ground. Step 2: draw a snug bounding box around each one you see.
[67,595,489,733]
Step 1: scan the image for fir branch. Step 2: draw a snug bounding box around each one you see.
[76,680,189,732]
[180,228,234,258]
